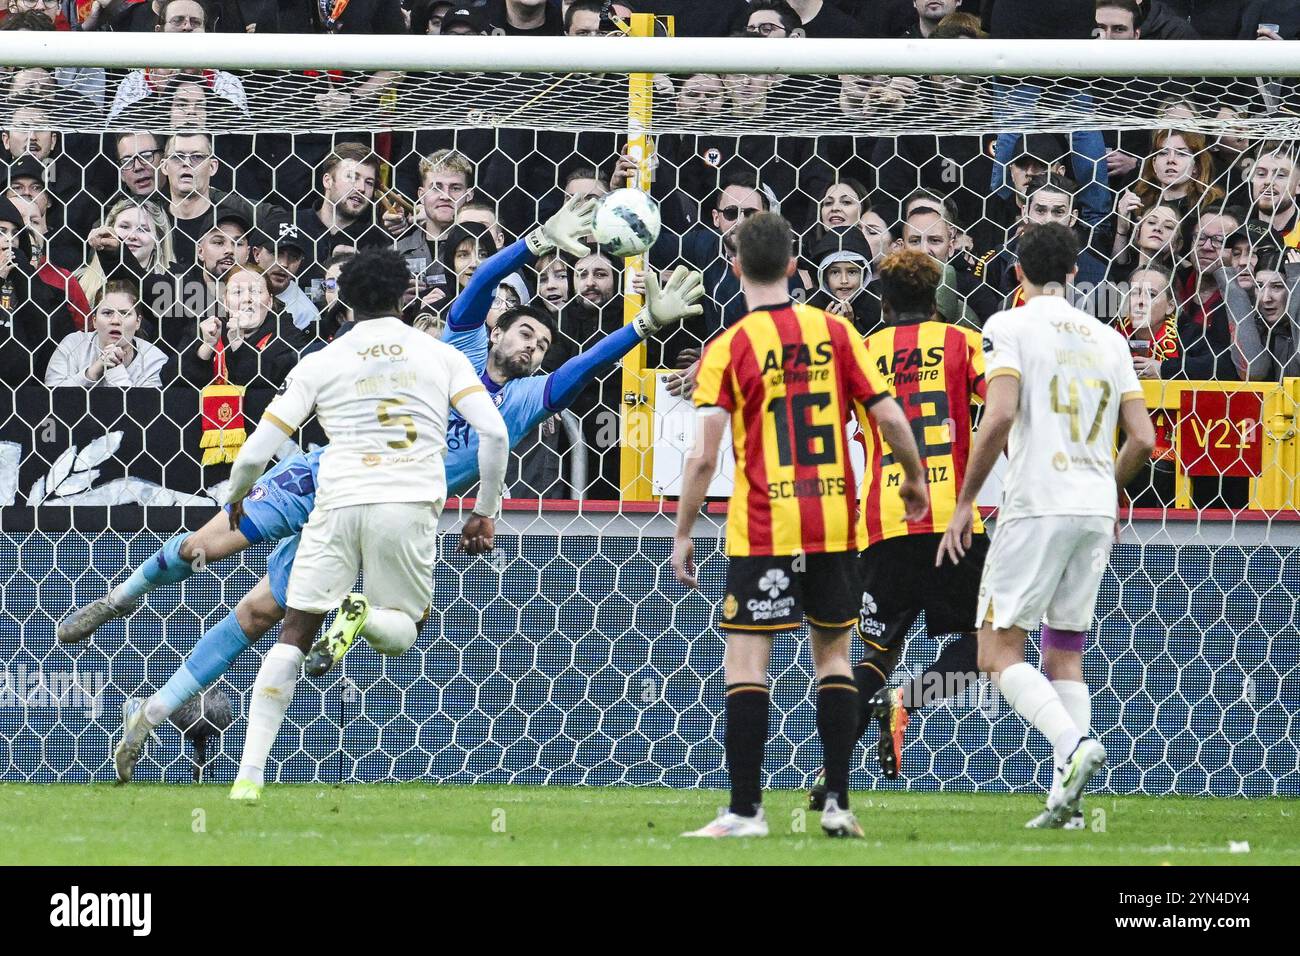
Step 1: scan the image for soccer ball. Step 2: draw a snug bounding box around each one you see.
[592,188,661,257]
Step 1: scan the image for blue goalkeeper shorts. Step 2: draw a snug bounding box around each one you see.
[227,451,320,545]
[266,535,300,610]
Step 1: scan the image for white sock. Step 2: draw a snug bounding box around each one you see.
[995,662,1083,756]
[1049,680,1091,802]
[362,607,418,656]
[236,643,304,786]
[142,694,169,727]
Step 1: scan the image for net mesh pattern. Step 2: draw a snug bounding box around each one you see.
[0,53,1297,796]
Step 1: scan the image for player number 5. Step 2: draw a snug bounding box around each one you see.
[376,398,418,449]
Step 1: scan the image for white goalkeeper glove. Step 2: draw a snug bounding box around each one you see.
[526,196,596,258]
[631,265,706,339]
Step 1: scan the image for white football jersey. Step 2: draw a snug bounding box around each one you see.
[264,316,485,510]
[982,295,1143,521]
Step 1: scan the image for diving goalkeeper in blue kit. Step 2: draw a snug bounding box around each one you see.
[57,197,705,781]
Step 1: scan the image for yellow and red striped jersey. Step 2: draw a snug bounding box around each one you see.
[856,319,986,547]
[693,301,891,557]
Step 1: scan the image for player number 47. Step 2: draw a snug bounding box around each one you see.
[1049,375,1112,445]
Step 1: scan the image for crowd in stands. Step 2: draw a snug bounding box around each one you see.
[0,0,1297,503]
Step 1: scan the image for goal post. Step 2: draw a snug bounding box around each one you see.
[0,35,1297,796]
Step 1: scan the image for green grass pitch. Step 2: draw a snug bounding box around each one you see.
[1,784,1296,865]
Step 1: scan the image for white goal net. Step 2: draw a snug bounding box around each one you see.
[0,33,1297,797]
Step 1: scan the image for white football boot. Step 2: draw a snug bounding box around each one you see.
[681,807,769,838]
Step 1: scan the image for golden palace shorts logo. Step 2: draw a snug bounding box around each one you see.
[363,454,381,467]
[1052,452,1070,472]
[722,594,738,620]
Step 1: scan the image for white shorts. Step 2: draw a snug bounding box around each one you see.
[976,514,1114,633]
[285,501,441,619]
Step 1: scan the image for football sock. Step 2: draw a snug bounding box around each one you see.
[1050,680,1091,804]
[725,682,769,817]
[111,533,193,605]
[995,662,1083,756]
[143,610,255,726]
[817,675,859,809]
[852,661,889,738]
[236,642,304,787]
[362,608,418,656]
[902,632,978,711]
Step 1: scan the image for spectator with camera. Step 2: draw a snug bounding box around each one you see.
[1115,264,1182,377]
[5,155,74,272]
[565,0,616,35]
[45,278,169,387]
[310,250,355,342]
[0,194,89,384]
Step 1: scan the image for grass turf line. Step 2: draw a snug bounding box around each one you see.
[0,785,1294,865]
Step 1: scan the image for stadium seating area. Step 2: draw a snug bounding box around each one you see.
[1,0,1299,511]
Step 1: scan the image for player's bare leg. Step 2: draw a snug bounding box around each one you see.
[683,632,772,838]
[116,578,283,782]
[59,510,254,644]
[978,622,1104,829]
[230,609,325,802]
[809,623,864,838]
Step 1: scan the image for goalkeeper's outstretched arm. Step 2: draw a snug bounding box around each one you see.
[446,196,597,336]
[543,265,704,412]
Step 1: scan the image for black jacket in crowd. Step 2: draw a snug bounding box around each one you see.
[181,310,304,390]
[0,197,85,386]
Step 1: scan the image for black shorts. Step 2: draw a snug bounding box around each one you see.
[857,532,989,653]
[720,552,860,633]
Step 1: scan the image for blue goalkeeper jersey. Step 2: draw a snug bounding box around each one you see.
[233,232,646,607]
